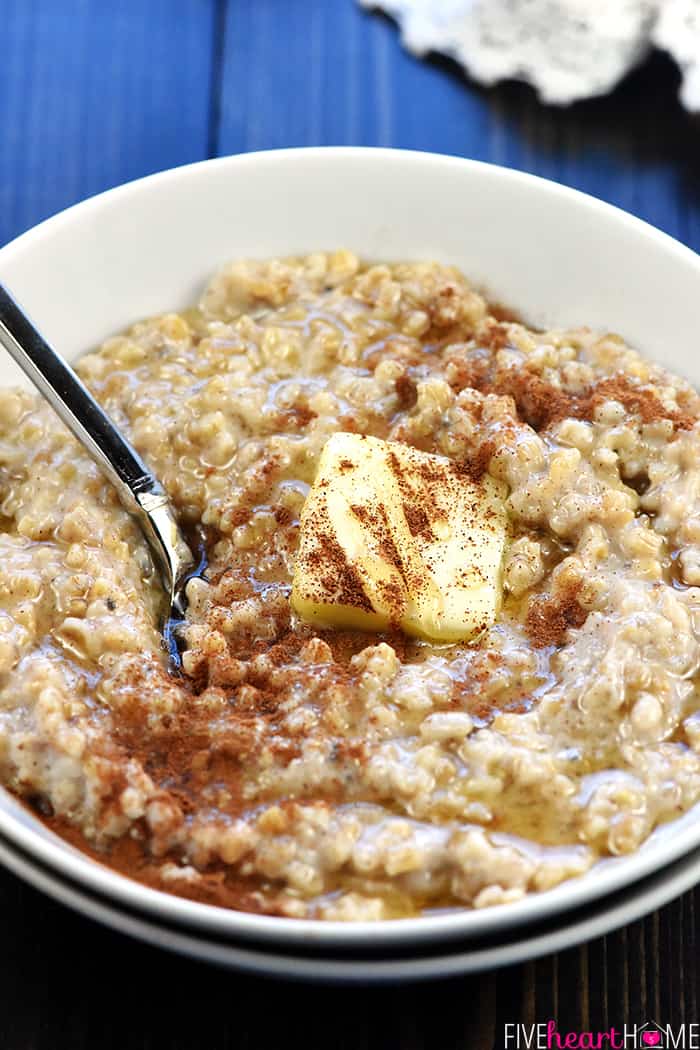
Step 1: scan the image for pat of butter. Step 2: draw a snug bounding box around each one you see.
[291,433,507,643]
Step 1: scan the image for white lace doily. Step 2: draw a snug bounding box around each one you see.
[359,0,700,109]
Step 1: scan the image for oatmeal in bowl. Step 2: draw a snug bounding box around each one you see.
[1,249,700,922]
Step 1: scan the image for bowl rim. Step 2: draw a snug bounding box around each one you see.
[1,145,700,949]
[3,826,700,981]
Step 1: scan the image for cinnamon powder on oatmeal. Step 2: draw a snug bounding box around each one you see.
[395,372,418,410]
[525,579,588,648]
[450,358,697,433]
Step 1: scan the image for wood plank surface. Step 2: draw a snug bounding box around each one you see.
[1,2,700,1045]
[217,2,700,250]
[0,0,217,245]
[0,873,697,1048]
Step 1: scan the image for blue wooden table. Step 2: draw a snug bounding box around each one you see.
[1,2,699,1046]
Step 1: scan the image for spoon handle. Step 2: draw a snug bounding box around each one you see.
[0,284,195,609]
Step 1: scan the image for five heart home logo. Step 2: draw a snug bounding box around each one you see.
[504,1017,700,1048]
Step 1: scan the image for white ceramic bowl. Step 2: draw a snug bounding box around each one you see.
[3,828,700,982]
[1,148,700,965]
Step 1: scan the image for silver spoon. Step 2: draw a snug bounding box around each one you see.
[0,284,199,669]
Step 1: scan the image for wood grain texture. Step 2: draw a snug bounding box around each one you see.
[217,2,700,251]
[0,869,697,1048]
[0,0,218,246]
[1,1,700,1044]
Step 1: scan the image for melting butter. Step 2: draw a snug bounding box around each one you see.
[291,433,507,643]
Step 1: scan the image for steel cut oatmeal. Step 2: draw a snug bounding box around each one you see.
[1,252,700,920]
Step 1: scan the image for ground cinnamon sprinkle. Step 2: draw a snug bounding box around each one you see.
[525,580,588,648]
[449,651,511,720]
[590,376,696,430]
[374,504,406,578]
[395,372,418,410]
[331,739,368,764]
[226,506,253,528]
[318,531,374,613]
[277,404,317,428]
[105,627,360,828]
[479,320,510,352]
[402,501,432,539]
[445,347,492,394]
[349,502,370,524]
[489,369,575,431]
[387,448,445,534]
[41,812,288,915]
[342,495,409,623]
[448,350,698,433]
[454,438,497,482]
[273,505,294,526]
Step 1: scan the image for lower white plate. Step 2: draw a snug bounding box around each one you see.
[0,831,698,983]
